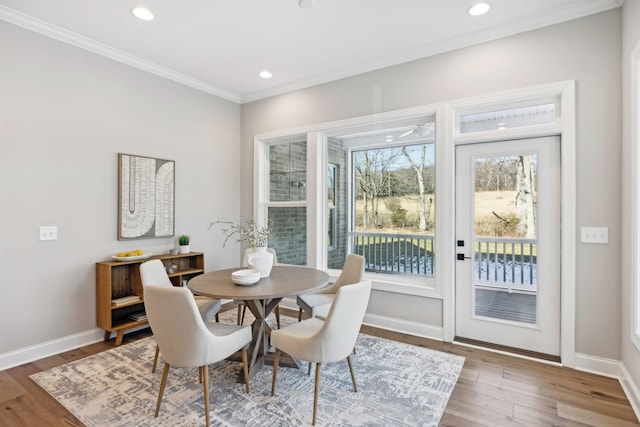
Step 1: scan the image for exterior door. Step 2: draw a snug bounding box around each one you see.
[455,136,560,356]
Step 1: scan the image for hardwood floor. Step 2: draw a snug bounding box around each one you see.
[1,307,638,426]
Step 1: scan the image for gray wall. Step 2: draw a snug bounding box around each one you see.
[241,10,622,359]
[622,0,640,394]
[0,21,242,354]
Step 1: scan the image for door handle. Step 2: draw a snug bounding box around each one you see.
[456,253,471,261]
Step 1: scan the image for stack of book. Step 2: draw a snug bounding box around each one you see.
[128,311,147,321]
[111,295,141,306]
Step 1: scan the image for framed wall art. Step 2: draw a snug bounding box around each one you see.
[118,153,175,240]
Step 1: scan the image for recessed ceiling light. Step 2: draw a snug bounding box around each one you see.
[298,0,316,9]
[259,70,273,79]
[132,7,154,21]
[468,2,490,16]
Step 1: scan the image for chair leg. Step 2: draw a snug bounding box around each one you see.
[241,347,250,393]
[275,306,281,329]
[152,344,160,373]
[271,348,280,396]
[241,305,247,325]
[298,308,303,321]
[155,362,170,417]
[201,366,210,427]
[346,355,358,392]
[307,361,312,376]
[215,312,220,323]
[313,362,322,426]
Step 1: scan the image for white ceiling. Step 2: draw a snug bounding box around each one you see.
[0,0,622,104]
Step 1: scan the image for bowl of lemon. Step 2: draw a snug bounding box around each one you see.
[112,249,152,261]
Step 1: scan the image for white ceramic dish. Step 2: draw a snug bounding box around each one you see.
[231,268,261,286]
[112,253,153,262]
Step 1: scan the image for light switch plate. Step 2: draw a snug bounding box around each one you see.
[39,225,58,241]
[580,227,608,244]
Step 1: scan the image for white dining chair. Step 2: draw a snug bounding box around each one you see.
[144,285,251,427]
[140,259,222,372]
[271,279,372,425]
[297,253,365,321]
[237,247,280,328]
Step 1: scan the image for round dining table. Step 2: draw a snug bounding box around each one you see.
[188,265,329,379]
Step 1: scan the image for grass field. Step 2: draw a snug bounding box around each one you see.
[355,191,519,234]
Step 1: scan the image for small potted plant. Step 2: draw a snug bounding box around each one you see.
[178,235,190,254]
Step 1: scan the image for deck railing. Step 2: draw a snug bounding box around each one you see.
[350,232,537,291]
[350,232,435,277]
[475,237,537,292]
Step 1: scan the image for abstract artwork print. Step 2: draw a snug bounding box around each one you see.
[118,153,174,239]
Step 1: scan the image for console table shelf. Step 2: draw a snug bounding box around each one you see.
[96,252,205,345]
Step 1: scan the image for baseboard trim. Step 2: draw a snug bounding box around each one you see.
[620,363,640,422]
[574,352,621,378]
[279,299,444,341]
[0,328,105,371]
[362,313,444,342]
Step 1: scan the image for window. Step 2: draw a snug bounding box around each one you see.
[634,44,640,349]
[328,164,337,250]
[267,141,307,265]
[338,123,436,278]
[459,103,556,133]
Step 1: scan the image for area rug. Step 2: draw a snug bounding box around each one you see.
[31,317,464,426]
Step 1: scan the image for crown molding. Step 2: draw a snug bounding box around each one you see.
[0,5,242,104]
[240,0,622,103]
[0,0,622,105]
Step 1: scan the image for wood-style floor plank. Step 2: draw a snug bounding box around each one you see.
[0,308,638,427]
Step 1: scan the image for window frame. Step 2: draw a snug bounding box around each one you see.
[327,163,337,251]
[632,41,640,352]
[346,137,436,279]
[254,111,442,298]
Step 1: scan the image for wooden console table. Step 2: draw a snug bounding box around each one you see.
[96,252,205,346]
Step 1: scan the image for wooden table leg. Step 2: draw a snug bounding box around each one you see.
[115,330,124,346]
[230,297,304,381]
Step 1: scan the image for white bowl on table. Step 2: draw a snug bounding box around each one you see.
[231,268,261,286]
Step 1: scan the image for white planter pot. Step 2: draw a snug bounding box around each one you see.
[178,245,190,254]
[245,247,274,278]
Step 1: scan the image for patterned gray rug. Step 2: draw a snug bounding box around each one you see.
[31,318,464,426]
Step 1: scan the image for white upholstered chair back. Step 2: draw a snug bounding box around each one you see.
[314,279,371,362]
[144,285,246,368]
[326,253,365,293]
[140,259,173,287]
[144,285,251,426]
[271,279,371,425]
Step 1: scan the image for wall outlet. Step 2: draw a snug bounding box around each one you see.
[39,225,58,241]
[580,227,608,244]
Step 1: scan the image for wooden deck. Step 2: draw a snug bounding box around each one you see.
[475,288,537,324]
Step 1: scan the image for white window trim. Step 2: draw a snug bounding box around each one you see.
[632,41,640,352]
[254,79,576,366]
[255,105,442,299]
